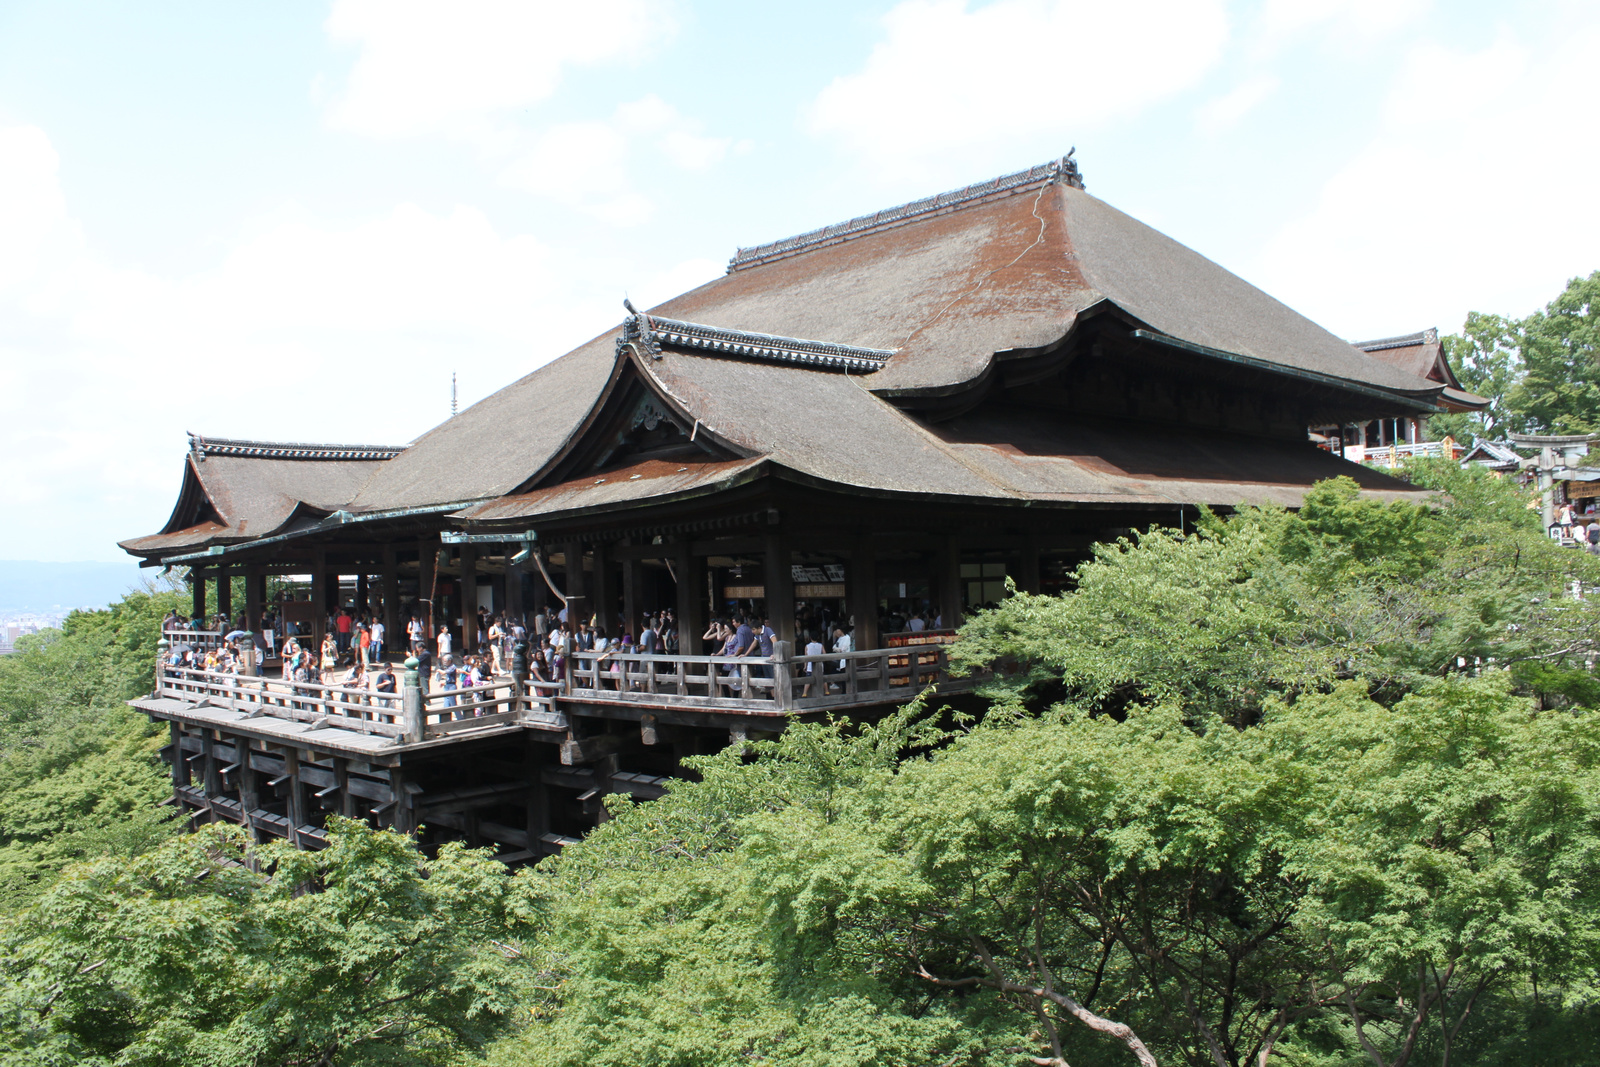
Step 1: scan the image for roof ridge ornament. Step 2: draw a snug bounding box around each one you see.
[186,433,406,462]
[616,308,894,374]
[618,298,664,361]
[727,150,1085,273]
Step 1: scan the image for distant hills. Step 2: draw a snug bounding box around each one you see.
[0,560,150,613]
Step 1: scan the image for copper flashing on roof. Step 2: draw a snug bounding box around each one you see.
[727,151,1085,273]
[1130,329,1443,411]
[619,312,893,374]
[187,433,406,462]
[1353,328,1440,352]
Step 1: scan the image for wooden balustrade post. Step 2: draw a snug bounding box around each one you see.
[402,655,424,743]
[772,640,794,710]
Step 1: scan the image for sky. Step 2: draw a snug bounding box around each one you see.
[1,0,1596,562]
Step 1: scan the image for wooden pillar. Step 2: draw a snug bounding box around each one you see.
[237,738,262,842]
[461,544,479,652]
[850,534,877,650]
[192,573,205,620]
[356,572,368,617]
[201,733,221,821]
[622,558,643,642]
[562,541,587,622]
[311,550,328,653]
[525,736,549,850]
[334,758,355,818]
[170,722,189,787]
[245,565,264,630]
[765,531,795,645]
[418,536,438,638]
[216,566,233,626]
[531,547,549,617]
[506,547,525,624]
[283,748,305,846]
[1018,532,1042,596]
[676,543,706,655]
[591,542,614,636]
[938,535,963,631]
[382,545,399,638]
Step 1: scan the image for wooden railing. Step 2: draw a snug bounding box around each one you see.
[155,664,563,742]
[162,627,230,653]
[154,634,976,737]
[566,640,975,714]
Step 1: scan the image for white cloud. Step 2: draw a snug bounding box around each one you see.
[1258,0,1432,47]
[1254,25,1600,339]
[1195,75,1280,135]
[323,0,675,141]
[0,125,633,560]
[499,95,731,225]
[806,0,1229,180]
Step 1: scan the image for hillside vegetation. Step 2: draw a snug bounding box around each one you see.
[0,466,1597,1066]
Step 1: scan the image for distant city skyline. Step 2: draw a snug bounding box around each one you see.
[2,0,1595,561]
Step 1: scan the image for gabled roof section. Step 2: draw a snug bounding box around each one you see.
[121,436,398,561]
[1351,328,1488,411]
[509,344,756,496]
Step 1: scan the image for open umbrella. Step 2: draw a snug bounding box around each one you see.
[224,630,250,642]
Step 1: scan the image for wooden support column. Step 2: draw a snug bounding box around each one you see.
[334,758,355,818]
[382,545,399,638]
[391,767,415,835]
[676,542,706,655]
[622,559,643,641]
[216,566,233,626]
[591,542,614,635]
[192,573,206,621]
[850,534,877,650]
[525,736,550,847]
[506,547,525,624]
[283,748,305,846]
[531,547,549,617]
[200,733,221,822]
[418,536,438,638]
[938,535,963,631]
[765,531,795,645]
[1018,532,1042,596]
[311,549,329,653]
[170,723,189,787]
[562,541,586,622]
[356,572,368,617]
[245,565,264,630]
[460,544,479,651]
[237,737,262,842]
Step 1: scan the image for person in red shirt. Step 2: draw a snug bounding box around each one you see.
[335,610,354,654]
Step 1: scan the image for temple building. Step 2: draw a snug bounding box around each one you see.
[1313,327,1487,464]
[120,155,1460,859]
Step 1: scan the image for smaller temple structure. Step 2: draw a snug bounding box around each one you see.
[1312,328,1488,465]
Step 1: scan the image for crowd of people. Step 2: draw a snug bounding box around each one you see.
[1555,502,1600,551]
[161,592,948,713]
